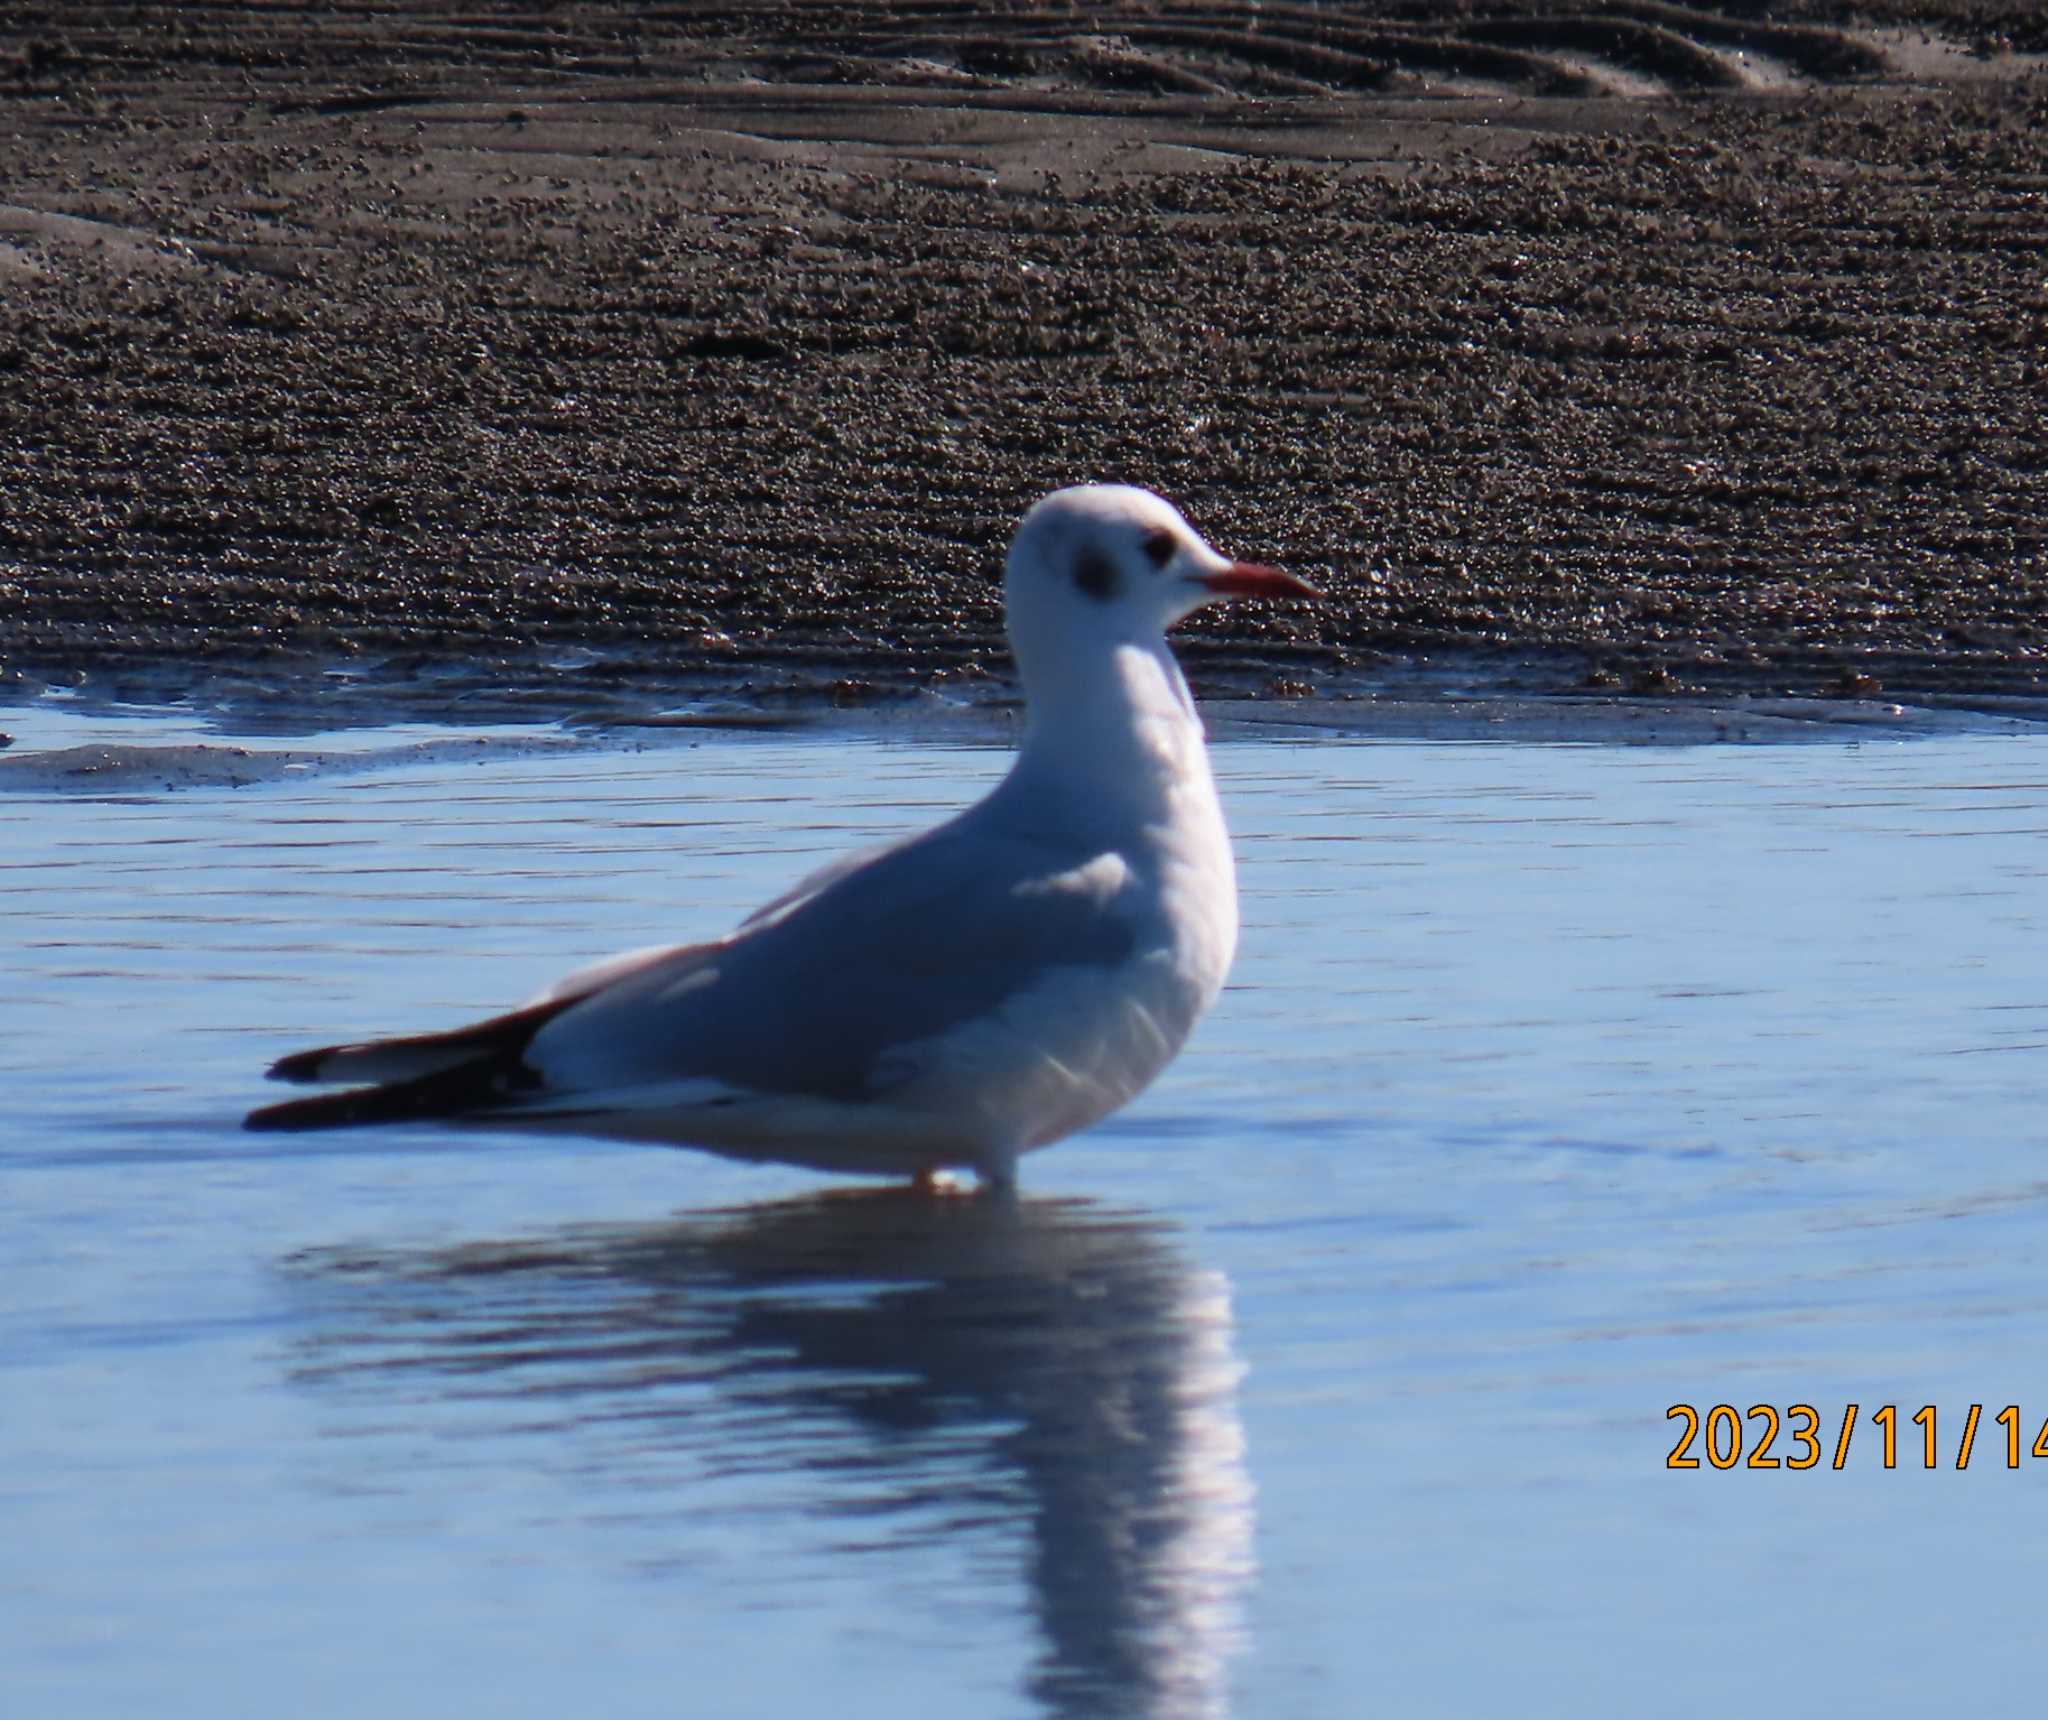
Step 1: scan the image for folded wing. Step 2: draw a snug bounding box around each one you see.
[247,814,1142,1135]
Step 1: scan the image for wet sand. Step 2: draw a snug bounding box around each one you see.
[3,4,2044,720]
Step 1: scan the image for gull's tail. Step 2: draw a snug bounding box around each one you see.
[245,995,580,1132]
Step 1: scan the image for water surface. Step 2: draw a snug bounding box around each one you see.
[5,718,2046,1716]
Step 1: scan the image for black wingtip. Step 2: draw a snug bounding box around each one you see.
[245,1093,327,1131]
[252,995,581,1129]
[245,1083,430,1131]
[245,1050,530,1133]
[262,994,584,1091]
[266,1047,334,1084]
[246,1091,356,1131]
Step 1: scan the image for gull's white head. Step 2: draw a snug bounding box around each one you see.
[1003,485,1313,678]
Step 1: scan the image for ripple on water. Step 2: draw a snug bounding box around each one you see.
[4,719,2047,1716]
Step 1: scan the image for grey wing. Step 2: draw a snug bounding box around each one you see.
[527,821,1143,1101]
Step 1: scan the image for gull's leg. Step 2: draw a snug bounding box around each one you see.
[907,1163,1008,1198]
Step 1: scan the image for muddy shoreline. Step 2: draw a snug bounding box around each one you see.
[3,4,2044,721]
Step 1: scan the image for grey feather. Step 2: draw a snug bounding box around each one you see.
[531,817,1144,1102]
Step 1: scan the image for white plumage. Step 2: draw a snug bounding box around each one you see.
[247,485,1314,1186]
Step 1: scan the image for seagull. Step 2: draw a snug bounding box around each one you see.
[246,484,1316,1186]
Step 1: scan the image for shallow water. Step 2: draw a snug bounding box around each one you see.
[5,714,2047,1717]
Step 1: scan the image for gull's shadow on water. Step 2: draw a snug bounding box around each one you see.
[285,1190,1255,1720]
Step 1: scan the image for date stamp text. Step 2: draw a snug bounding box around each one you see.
[1666,1404,2048,1470]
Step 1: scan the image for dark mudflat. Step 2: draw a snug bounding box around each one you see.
[2,4,2044,720]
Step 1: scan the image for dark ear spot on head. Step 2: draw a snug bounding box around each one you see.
[1073,548,1116,601]
[1141,529,1176,569]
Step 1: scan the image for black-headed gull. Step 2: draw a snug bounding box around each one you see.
[247,485,1315,1185]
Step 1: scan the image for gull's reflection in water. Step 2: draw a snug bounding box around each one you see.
[289,1191,1255,1718]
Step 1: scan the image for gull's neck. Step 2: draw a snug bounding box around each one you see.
[993,633,1219,844]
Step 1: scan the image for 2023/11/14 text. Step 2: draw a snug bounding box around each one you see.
[1666,1404,2048,1471]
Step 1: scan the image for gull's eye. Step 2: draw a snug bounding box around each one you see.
[1141,529,1177,570]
